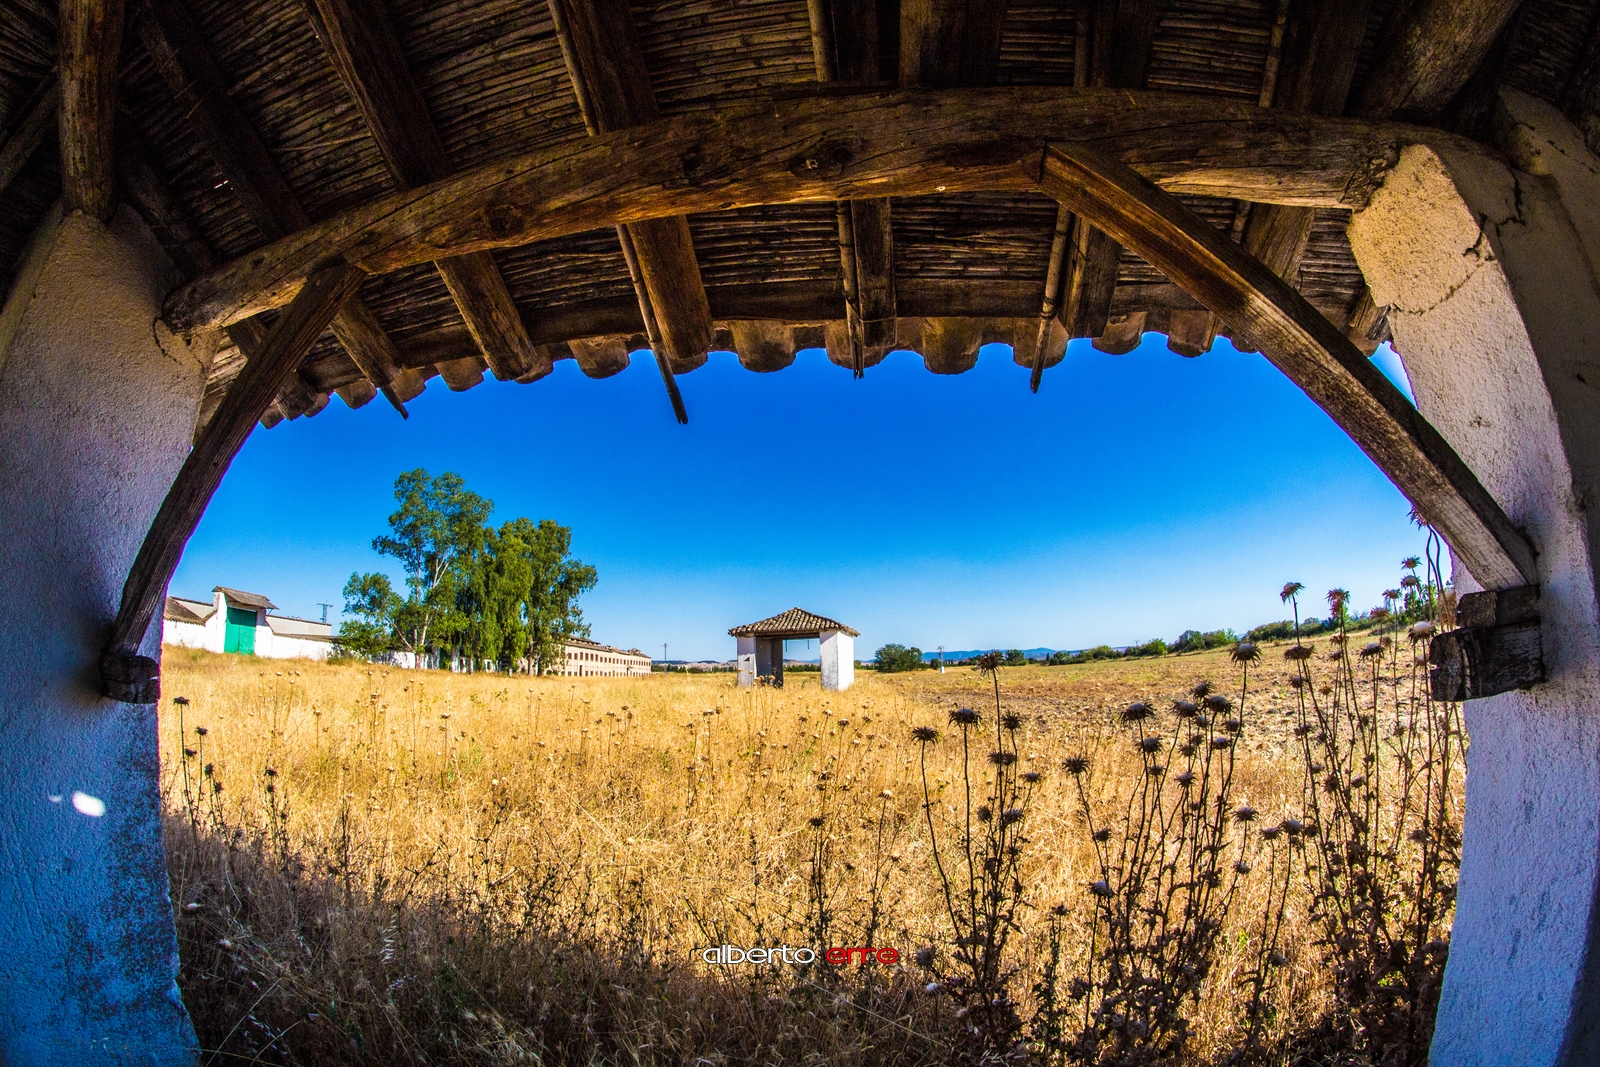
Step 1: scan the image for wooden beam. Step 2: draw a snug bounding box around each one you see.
[59,0,124,220]
[1352,0,1523,120]
[163,89,1483,333]
[137,0,408,412]
[101,261,365,703]
[1069,0,1159,350]
[0,72,58,199]
[548,0,711,370]
[899,0,1008,90]
[115,127,351,427]
[1429,587,1544,700]
[1039,141,1536,590]
[1089,0,1158,90]
[303,0,544,382]
[1239,0,1372,295]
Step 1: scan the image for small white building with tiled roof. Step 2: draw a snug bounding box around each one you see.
[163,586,334,661]
[729,608,857,691]
[559,636,652,677]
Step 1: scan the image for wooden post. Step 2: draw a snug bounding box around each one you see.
[59,0,124,221]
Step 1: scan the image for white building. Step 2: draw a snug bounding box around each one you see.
[730,608,856,691]
[559,636,652,677]
[163,587,334,661]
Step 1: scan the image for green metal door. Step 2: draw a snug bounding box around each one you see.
[224,606,257,654]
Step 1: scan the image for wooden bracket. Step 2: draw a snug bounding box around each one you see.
[1429,585,1545,701]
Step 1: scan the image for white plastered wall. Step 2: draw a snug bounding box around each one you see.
[1347,92,1600,1066]
[820,630,854,691]
[736,635,757,687]
[0,206,211,1065]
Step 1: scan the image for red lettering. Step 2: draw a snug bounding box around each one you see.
[848,947,871,965]
[877,948,899,965]
[825,947,848,965]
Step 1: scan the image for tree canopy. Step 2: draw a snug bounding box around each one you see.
[339,470,595,671]
[874,643,924,672]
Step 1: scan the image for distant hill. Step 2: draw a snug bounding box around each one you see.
[921,647,1061,662]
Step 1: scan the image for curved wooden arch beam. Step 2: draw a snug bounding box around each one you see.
[1038,142,1537,591]
[165,88,1464,334]
[102,260,365,703]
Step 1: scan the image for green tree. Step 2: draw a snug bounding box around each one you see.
[1002,648,1026,666]
[874,643,924,672]
[460,517,597,673]
[337,572,401,658]
[369,469,493,658]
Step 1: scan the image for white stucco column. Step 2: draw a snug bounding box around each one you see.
[0,206,209,1064]
[820,629,854,691]
[736,635,756,687]
[1348,91,1600,1067]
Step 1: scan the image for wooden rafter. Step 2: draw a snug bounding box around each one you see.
[303,0,545,383]
[1039,141,1537,592]
[163,89,1482,335]
[59,0,124,221]
[1062,0,1159,353]
[1238,0,1371,291]
[0,71,58,199]
[101,261,366,703]
[1352,0,1524,120]
[548,0,711,374]
[136,0,411,416]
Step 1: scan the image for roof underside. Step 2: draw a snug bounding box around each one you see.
[1,0,1597,424]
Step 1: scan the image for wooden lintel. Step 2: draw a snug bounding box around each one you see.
[0,72,59,200]
[549,0,711,370]
[101,261,365,703]
[138,0,405,412]
[1430,590,1544,700]
[1040,141,1537,591]
[163,89,1484,335]
[59,0,124,221]
[305,0,540,382]
[1353,0,1523,120]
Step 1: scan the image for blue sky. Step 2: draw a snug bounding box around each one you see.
[173,335,1426,661]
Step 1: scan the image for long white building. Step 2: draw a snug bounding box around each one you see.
[163,587,334,661]
[560,636,652,677]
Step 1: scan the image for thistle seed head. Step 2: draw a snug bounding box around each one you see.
[1172,700,1199,718]
[912,725,941,744]
[1121,702,1155,723]
[1062,756,1090,775]
[949,707,981,727]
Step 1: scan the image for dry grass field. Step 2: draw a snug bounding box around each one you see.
[160,641,1451,1065]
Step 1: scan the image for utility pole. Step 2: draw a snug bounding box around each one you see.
[317,603,334,624]
[662,642,668,673]
[938,645,945,673]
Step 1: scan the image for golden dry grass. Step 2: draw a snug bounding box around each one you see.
[159,646,1371,1064]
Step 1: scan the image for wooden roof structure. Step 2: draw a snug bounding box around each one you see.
[1,0,1569,696]
[730,608,859,638]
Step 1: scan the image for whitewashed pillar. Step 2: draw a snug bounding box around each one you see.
[0,206,210,1064]
[736,635,756,687]
[1348,90,1600,1067]
[820,629,854,691]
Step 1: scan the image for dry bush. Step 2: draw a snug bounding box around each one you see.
[159,633,1456,1066]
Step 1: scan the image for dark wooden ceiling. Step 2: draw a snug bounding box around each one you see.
[3,0,1597,426]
